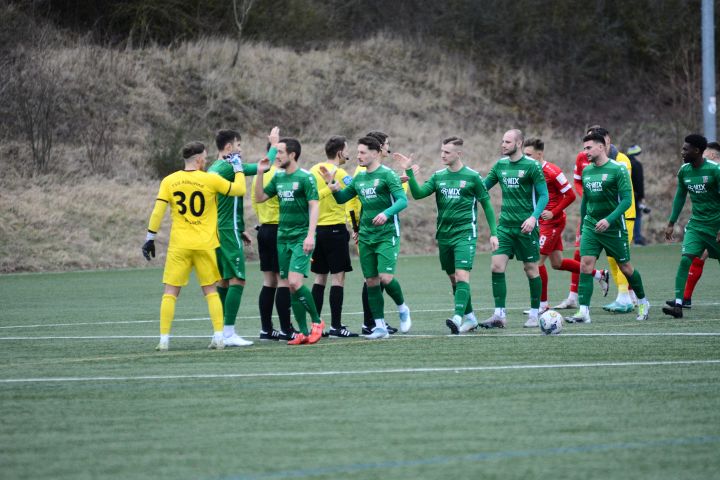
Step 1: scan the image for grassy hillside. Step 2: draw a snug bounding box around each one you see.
[0,35,692,272]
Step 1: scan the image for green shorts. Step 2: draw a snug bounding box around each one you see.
[494,224,540,263]
[580,222,631,264]
[358,235,400,278]
[216,229,246,281]
[682,223,720,259]
[438,234,477,273]
[277,239,313,279]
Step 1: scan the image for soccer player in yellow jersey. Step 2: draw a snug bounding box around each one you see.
[309,136,358,337]
[142,141,246,352]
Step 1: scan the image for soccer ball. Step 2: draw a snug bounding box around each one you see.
[539,310,563,335]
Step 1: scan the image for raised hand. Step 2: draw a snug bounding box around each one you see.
[268,126,280,147]
[392,152,413,170]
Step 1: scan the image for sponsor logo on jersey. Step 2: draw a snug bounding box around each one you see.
[360,187,378,198]
[502,177,520,187]
[440,187,461,199]
[278,190,295,200]
[585,180,603,192]
[687,183,707,193]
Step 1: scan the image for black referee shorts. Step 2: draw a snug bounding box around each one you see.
[257,224,280,273]
[311,224,353,274]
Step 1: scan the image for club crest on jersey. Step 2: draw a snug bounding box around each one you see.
[703,176,708,183]
[518,170,525,177]
[292,182,299,190]
[602,174,608,181]
[459,180,466,188]
[374,179,380,187]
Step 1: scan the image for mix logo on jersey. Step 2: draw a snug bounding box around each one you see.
[278,190,296,200]
[687,183,707,194]
[502,176,521,188]
[585,180,603,192]
[360,186,378,199]
[440,187,461,199]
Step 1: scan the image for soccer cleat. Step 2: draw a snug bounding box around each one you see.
[523,316,539,328]
[386,323,399,335]
[458,317,479,333]
[606,302,634,314]
[662,304,683,319]
[399,307,412,333]
[365,327,390,339]
[479,314,507,329]
[565,310,591,324]
[523,306,548,315]
[306,319,325,344]
[277,329,297,341]
[224,334,254,347]
[208,337,225,350]
[636,302,650,321]
[446,316,461,335]
[599,270,610,297]
[665,299,691,309]
[327,325,359,338]
[361,325,373,335]
[287,333,308,345]
[155,340,169,352]
[259,330,281,341]
[553,298,578,309]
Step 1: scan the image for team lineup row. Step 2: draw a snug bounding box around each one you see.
[141,126,720,350]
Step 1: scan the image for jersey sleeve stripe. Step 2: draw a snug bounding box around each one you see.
[156,198,168,203]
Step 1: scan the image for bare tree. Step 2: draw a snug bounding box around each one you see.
[231,0,256,68]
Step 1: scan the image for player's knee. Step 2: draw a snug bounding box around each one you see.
[379,274,394,285]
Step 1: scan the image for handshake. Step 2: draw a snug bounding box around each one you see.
[224,153,244,173]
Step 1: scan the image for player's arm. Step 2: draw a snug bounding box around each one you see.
[603,170,632,226]
[573,152,585,196]
[580,190,587,221]
[331,182,357,204]
[142,182,170,260]
[666,173,688,240]
[548,185,576,219]
[253,159,274,203]
[404,167,434,199]
[483,166,498,191]
[474,177,498,237]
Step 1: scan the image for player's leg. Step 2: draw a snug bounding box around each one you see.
[665,228,716,318]
[258,271,280,340]
[194,249,227,349]
[286,243,323,344]
[310,226,330,316]
[556,222,582,309]
[158,247,193,351]
[517,227,542,327]
[439,239,461,333]
[257,224,286,339]
[566,225,600,324]
[323,226,356,337]
[618,261,649,320]
[480,226,511,329]
[216,230,252,346]
[377,237,411,333]
[682,249,708,306]
[604,228,649,320]
[605,221,635,313]
[359,240,389,339]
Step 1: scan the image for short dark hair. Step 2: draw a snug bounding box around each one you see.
[706,141,720,151]
[685,134,708,152]
[279,137,302,161]
[582,133,606,145]
[325,135,347,159]
[358,136,382,152]
[182,141,205,159]
[523,137,544,151]
[587,125,609,138]
[215,129,241,151]
[442,136,463,147]
[366,131,388,146]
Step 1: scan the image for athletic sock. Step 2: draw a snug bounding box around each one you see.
[560,258,581,273]
[311,283,325,315]
[329,286,344,330]
[223,325,235,338]
[454,281,470,317]
[626,270,646,299]
[259,286,276,333]
[294,285,320,323]
[684,257,705,300]
[205,292,224,333]
[465,291,474,315]
[608,257,629,295]
[539,265,548,302]
[276,287,292,334]
[593,269,602,280]
[217,286,228,305]
[223,284,243,326]
[383,278,405,306]
[367,285,385,322]
[290,295,308,335]
[578,272,594,307]
[675,255,693,300]
[570,249,580,293]
[160,294,177,335]
[361,282,374,328]
[491,272,506,308]
[529,275,541,309]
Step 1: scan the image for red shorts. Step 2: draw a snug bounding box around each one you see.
[539,220,566,256]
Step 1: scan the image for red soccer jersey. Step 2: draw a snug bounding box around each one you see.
[573,151,590,197]
[541,160,573,226]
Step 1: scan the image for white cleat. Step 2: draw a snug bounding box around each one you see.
[208,337,225,350]
[224,334,254,347]
[598,269,610,297]
[365,327,390,339]
[155,340,169,352]
[523,316,539,328]
[479,314,507,329]
[565,310,591,324]
[458,317,479,333]
[636,302,650,321]
[399,307,412,333]
[523,306,549,315]
[553,298,578,310]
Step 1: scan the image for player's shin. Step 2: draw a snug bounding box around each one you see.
[454,281,470,317]
[295,285,321,323]
[491,272,507,308]
[529,276,542,309]
[160,294,177,335]
[205,292,224,334]
[367,284,385,326]
[291,295,309,335]
[224,284,243,326]
[626,270,646,299]
[383,278,405,306]
[675,255,693,301]
[578,273,594,307]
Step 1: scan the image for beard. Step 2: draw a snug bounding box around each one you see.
[504,145,517,157]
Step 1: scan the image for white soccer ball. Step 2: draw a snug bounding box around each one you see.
[539,310,563,335]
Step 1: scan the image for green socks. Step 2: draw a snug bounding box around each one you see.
[223,284,243,326]
[293,285,320,324]
[367,285,384,320]
[290,295,308,335]
[384,278,405,306]
[578,272,594,306]
[454,281,471,317]
[626,269,646,300]
[528,276,541,309]
[675,256,692,300]
[491,272,506,308]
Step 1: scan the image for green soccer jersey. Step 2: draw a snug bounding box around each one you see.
[669,158,720,233]
[264,168,319,242]
[484,155,546,227]
[407,166,489,240]
[333,164,405,242]
[207,160,258,232]
[580,160,633,230]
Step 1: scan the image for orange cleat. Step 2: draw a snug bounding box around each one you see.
[306,319,325,344]
[287,333,308,345]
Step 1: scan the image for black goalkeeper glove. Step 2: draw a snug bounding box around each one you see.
[142,240,155,261]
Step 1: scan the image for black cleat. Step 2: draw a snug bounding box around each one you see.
[662,305,684,318]
[361,325,373,335]
[277,329,298,341]
[665,299,691,309]
[259,330,281,341]
[445,318,460,335]
[386,323,398,334]
[327,326,359,338]
[362,324,397,335]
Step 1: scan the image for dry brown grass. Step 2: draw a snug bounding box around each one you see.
[0,35,695,272]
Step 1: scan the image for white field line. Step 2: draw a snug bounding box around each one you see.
[1,332,720,341]
[1,359,718,384]
[2,302,720,330]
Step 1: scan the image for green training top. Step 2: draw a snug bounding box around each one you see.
[263,168,319,242]
[406,165,493,240]
[668,158,720,234]
[332,164,407,243]
[580,160,632,231]
[484,155,547,227]
[207,159,257,233]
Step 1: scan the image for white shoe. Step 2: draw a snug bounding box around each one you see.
[155,340,169,352]
[479,314,507,329]
[565,310,591,324]
[208,337,225,350]
[553,298,578,309]
[365,327,390,339]
[523,306,548,315]
[598,269,610,297]
[224,334,253,347]
[458,317,479,333]
[523,316,539,328]
[636,301,650,321]
[399,307,412,333]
